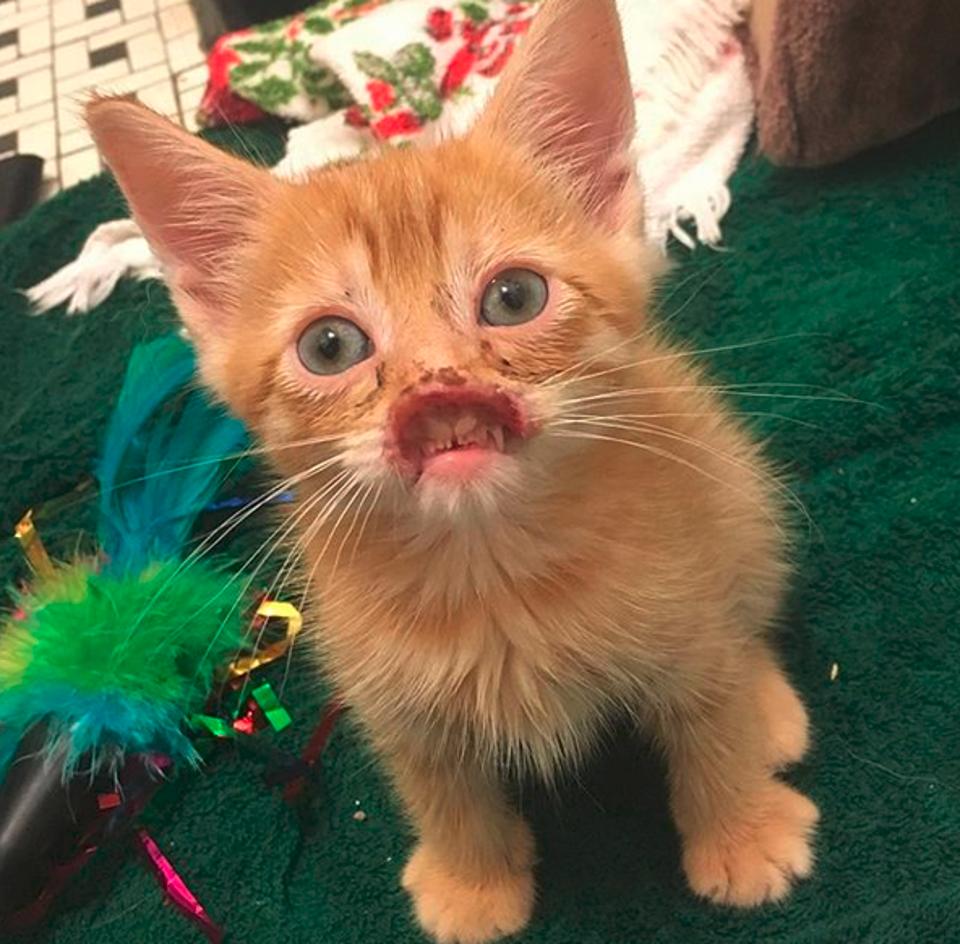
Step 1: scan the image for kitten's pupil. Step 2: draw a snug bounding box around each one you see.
[498,279,527,312]
[317,326,341,361]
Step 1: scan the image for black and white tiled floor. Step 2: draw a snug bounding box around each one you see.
[0,0,207,196]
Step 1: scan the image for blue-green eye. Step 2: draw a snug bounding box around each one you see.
[297,316,372,375]
[480,268,549,326]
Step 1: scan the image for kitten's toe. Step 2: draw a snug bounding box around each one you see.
[682,781,819,907]
[402,843,534,944]
[757,665,810,769]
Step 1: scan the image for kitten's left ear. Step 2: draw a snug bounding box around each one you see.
[472,0,638,232]
[86,96,279,345]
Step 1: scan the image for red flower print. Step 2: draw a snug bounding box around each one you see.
[207,33,243,89]
[506,2,529,13]
[460,18,492,44]
[344,104,370,128]
[426,7,454,41]
[285,13,305,40]
[477,39,514,78]
[440,45,477,96]
[373,110,422,139]
[367,79,396,112]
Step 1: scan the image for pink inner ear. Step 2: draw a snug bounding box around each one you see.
[475,0,638,228]
[86,97,271,316]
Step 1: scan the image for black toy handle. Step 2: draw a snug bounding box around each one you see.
[0,720,87,918]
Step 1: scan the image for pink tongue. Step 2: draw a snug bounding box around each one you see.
[421,444,497,481]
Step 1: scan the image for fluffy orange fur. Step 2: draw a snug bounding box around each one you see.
[86,2,817,940]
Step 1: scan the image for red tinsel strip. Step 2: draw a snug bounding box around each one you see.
[282,698,346,805]
[134,828,224,944]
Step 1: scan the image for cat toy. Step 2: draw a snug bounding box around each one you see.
[0,334,252,931]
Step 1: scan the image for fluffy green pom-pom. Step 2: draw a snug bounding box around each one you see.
[0,559,249,774]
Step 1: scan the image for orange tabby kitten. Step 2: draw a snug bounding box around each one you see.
[86,1,817,940]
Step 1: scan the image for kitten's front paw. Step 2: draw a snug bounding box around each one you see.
[402,843,534,944]
[682,782,819,907]
[757,666,810,770]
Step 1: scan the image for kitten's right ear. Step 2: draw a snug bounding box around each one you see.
[86,96,277,342]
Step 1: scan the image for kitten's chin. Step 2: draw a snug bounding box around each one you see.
[419,444,504,484]
[411,451,522,519]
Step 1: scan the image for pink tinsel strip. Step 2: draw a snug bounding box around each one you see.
[134,828,224,944]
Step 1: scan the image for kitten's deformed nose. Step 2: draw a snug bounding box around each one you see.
[386,384,531,481]
[416,367,468,387]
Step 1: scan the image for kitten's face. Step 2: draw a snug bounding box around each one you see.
[214,139,651,518]
[86,0,643,520]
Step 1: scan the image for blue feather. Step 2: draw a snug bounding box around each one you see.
[96,335,249,575]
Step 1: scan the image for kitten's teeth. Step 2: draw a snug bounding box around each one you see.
[491,426,505,451]
[454,414,477,440]
[426,417,451,441]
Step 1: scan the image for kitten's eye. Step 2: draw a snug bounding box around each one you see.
[297,316,372,375]
[480,268,549,327]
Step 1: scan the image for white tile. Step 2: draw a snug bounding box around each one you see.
[165,31,201,71]
[57,56,128,95]
[60,125,92,154]
[52,0,84,28]
[122,0,156,16]
[0,98,53,134]
[53,39,86,78]
[0,96,15,117]
[55,93,86,133]
[0,49,51,82]
[175,62,205,91]
[137,76,175,113]
[40,176,61,199]
[17,18,50,56]
[100,61,169,95]
[17,16,50,54]
[55,10,122,44]
[182,107,199,132]
[158,2,194,39]
[128,30,164,69]
[89,15,158,51]
[157,0,182,8]
[19,0,52,9]
[17,117,56,158]
[60,146,101,187]
[17,66,52,108]
[177,80,202,115]
[3,4,48,29]
[0,46,15,65]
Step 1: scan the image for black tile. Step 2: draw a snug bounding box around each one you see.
[0,131,16,155]
[0,78,16,100]
[89,41,127,68]
[0,30,18,49]
[86,0,121,17]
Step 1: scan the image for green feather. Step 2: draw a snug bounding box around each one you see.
[0,559,249,773]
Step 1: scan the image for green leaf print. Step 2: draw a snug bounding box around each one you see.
[354,51,400,85]
[460,1,490,22]
[394,43,435,80]
[230,61,267,83]
[232,39,286,56]
[303,15,334,34]
[247,76,298,110]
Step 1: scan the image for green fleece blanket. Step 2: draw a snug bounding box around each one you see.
[1,113,958,944]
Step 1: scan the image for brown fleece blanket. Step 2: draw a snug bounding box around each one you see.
[747,0,960,166]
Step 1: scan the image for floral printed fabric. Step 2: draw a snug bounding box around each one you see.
[199,0,537,137]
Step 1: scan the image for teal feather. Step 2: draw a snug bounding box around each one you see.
[96,335,248,575]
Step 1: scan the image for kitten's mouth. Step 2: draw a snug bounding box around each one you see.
[389,386,529,483]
